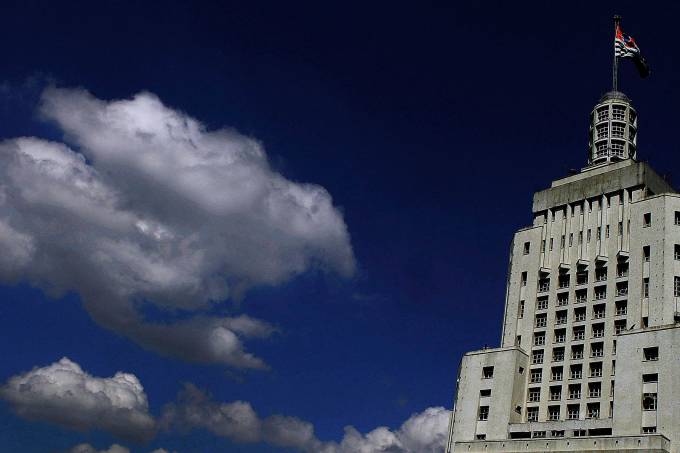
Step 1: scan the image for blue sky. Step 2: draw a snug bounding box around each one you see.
[0,1,677,452]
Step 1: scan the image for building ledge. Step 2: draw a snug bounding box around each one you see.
[453,434,670,452]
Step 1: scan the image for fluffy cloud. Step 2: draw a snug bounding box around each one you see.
[0,87,354,367]
[160,384,449,453]
[0,357,155,442]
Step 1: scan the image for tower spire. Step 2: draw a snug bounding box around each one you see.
[612,15,621,92]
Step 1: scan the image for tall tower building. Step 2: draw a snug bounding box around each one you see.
[445,89,680,453]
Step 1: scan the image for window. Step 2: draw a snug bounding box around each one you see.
[616,300,627,316]
[530,369,542,383]
[519,366,524,374]
[643,213,652,227]
[534,332,545,346]
[567,404,580,420]
[597,107,609,121]
[554,329,566,343]
[571,344,584,360]
[553,347,565,362]
[593,304,606,319]
[643,373,658,383]
[575,289,587,303]
[476,434,486,440]
[611,360,616,375]
[595,267,607,282]
[523,242,530,255]
[615,320,627,334]
[588,382,602,398]
[558,274,570,289]
[550,238,554,251]
[480,389,491,397]
[532,350,544,364]
[535,313,547,328]
[570,364,582,379]
[611,380,615,397]
[516,335,522,346]
[587,402,601,419]
[643,246,650,262]
[590,362,603,378]
[596,123,608,138]
[569,233,573,246]
[592,323,605,338]
[555,310,567,325]
[557,293,568,306]
[675,276,680,297]
[643,393,657,410]
[551,366,563,381]
[643,426,657,434]
[612,105,625,120]
[579,231,583,244]
[518,300,525,318]
[528,388,541,402]
[587,229,592,242]
[617,262,628,278]
[676,211,680,225]
[521,271,527,286]
[483,366,494,378]
[643,278,650,298]
[478,406,489,421]
[548,405,560,421]
[612,123,625,138]
[644,347,659,361]
[594,287,607,300]
[605,225,610,238]
[597,226,601,238]
[591,342,604,358]
[613,340,617,355]
[573,326,586,341]
[574,307,587,322]
[536,297,548,310]
[531,429,544,437]
[676,245,680,260]
[541,239,546,252]
[527,407,545,420]
[561,235,565,248]
[549,386,562,401]
[573,429,587,437]
[643,316,649,328]
[568,384,581,400]
[618,221,623,236]
[551,430,564,438]
[538,278,550,292]
[616,281,628,297]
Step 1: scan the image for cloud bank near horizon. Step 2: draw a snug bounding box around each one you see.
[0,87,355,368]
[2,358,448,452]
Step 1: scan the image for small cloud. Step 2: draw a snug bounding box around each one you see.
[0,357,156,442]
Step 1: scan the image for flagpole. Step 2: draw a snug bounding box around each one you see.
[613,15,621,91]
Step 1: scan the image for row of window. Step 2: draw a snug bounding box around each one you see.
[521,265,629,291]
[528,381,609,402]
[531,307,627,327]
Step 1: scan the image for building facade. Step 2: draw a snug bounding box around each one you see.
[445,91,680,453]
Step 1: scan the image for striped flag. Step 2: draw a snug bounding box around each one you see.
[615,24,650,78]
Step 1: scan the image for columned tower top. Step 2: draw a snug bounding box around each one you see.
[588,90,637,166]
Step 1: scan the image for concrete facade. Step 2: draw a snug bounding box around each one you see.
[446,92,680,453]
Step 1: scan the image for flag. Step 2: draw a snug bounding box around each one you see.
[615,24,650,78]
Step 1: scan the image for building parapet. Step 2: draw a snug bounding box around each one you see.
[454,434,670,452]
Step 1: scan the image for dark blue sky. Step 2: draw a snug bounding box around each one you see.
[0,1,678,452]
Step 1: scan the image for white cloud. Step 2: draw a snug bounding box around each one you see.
[68,444,175,453]
[0,357,155,442]
[69,444,130,453]
[161,384,450,453]
[0,87,355,367]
